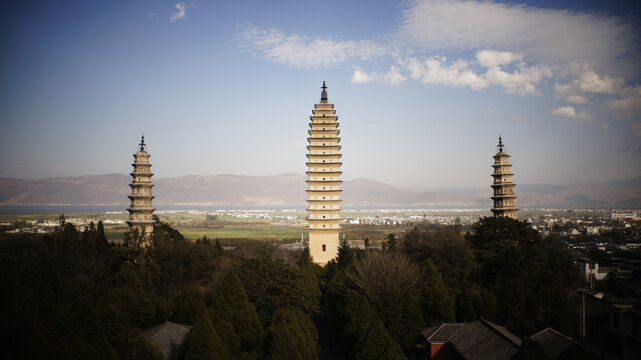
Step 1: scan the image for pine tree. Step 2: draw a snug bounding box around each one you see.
[262,307,319,360]
[185,305,230,360]
[297,249,322,316]
[210,269,263,355]
[337,238,354,270]
[97,220,108,244]
[341,291,406,360]
[422,258,455,325]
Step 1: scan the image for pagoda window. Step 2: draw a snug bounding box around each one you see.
[322,244,326,252]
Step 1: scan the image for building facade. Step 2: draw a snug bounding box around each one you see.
[126,135,155,247]
[306,82,342,265]
[491,136,518,219]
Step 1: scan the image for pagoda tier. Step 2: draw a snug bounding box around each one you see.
[126,135,155,247]
[490,136,518,219]
[307,82,342,265]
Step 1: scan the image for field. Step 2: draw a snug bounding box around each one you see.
[2,208,611,245]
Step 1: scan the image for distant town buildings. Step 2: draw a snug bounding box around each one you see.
[126,135,155,247]
[306,82,343,265]
[491,136,518,219]
[613,212,640,221]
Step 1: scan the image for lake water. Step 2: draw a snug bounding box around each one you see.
[0,205,486,214]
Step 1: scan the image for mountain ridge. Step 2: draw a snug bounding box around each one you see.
[1,174,639,208]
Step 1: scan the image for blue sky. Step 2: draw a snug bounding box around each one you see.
[1,0,640,189]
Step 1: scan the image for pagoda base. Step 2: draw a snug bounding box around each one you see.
[309,229,339,265]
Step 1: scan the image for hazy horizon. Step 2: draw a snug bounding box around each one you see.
[1,171,640,191]
[2,0,640,189]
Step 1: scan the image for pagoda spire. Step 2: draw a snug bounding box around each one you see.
[491,136,518,219]
[321,81,328,102]
[140,134,146,151]
[306,83,342,265]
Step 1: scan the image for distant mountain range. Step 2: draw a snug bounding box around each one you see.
[1,174,640,208]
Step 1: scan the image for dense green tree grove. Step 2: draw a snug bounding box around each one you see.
[1,217,322,359]
[1,215,578,359]
[467,217,580,336]
[324,217,580,359]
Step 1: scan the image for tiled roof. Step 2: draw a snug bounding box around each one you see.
[422,319,521,360]
[530,328,576,359]
[423,323,464,341]
[143,321,192,360]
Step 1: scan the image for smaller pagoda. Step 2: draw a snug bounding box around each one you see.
[126,135,155,247]
[491,136,518,219]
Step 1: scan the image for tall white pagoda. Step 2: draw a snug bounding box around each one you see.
[306,82,342,265]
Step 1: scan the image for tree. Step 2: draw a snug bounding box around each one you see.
[467,217,579,336]
[347,252,423,352]
[97,220,108,244]
[337,238,355,270]
[210,269,263,356]
[237,257,314,326]
[261,307,319,360]
[421,258,455,325]
[454,283,496,322]
[184,305,230,360]
[109,262,155,328]
[340,291,406,360]
[385,233,397,251]
[297,249,322,316]
[402,228,473,290]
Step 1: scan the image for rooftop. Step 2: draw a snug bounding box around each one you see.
[143,321,192,360]
[423,318,522,360]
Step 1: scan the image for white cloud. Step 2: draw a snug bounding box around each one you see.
[476,50,523,68]
[484,63,551,95]
[401,52,550,95]
[351,66,375,84]
[576,70,623,94]
[551,106,577,118]
[567,95,588,104]
[608,85,641,119]
[554,64,625,107]
[405,56,487,90]
[382,65,407,85]
[170,3,188,23]
[399,0,638,76]
[551,106,592,122]
[351,65,407,85]
[238,26,386,68]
